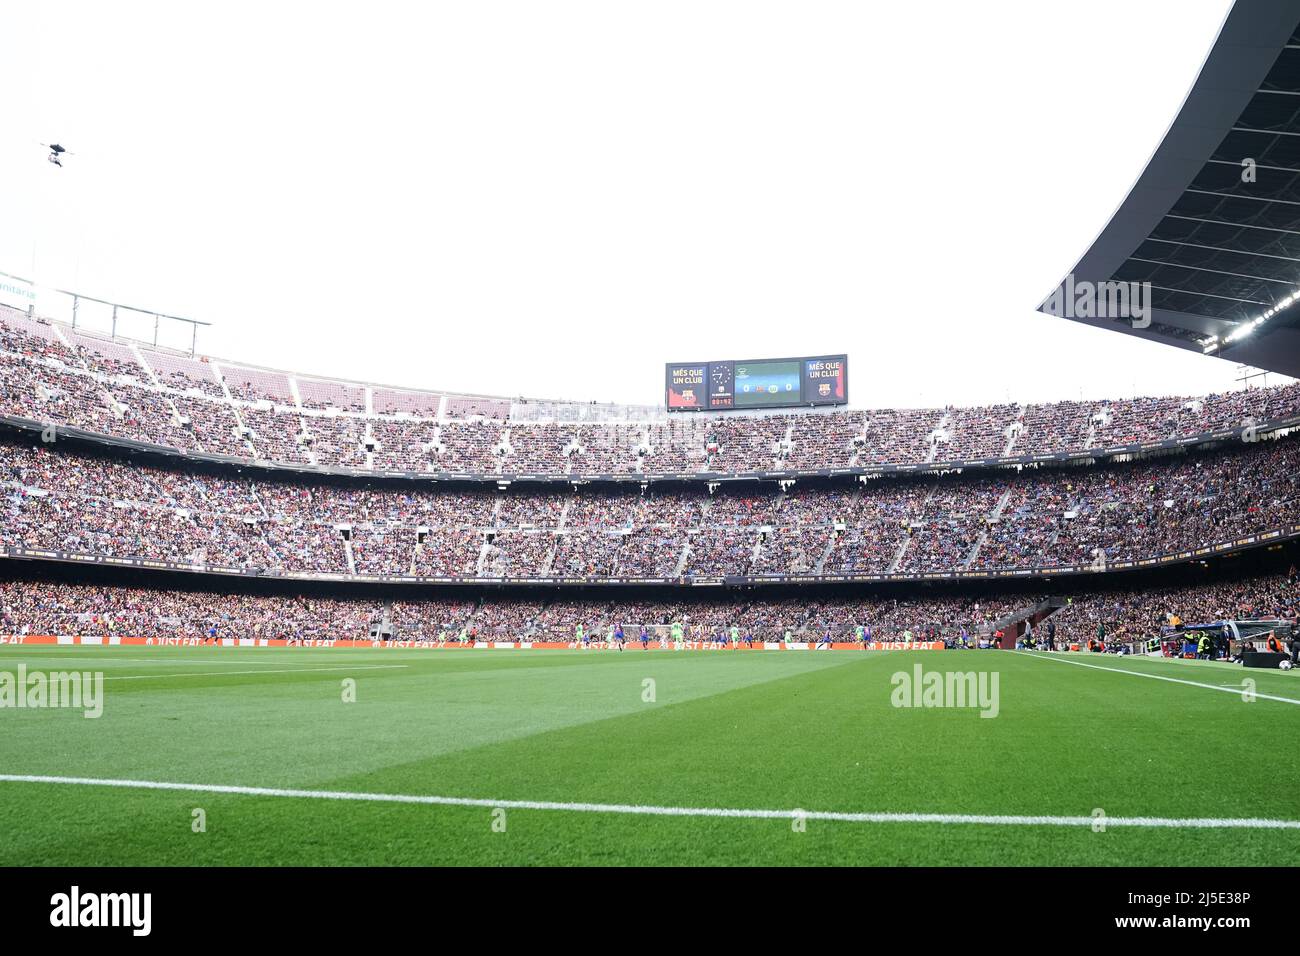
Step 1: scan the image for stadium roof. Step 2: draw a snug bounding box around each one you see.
[1044,0,1300,378]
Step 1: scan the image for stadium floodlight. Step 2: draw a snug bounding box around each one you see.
[1217,288,1300,348]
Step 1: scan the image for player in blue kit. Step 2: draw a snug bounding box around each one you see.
[639,623,650,649]
[614,623,626,651]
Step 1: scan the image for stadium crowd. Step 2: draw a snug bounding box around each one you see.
[3,430,1300,579]
[1047,572,1300,647]
[2,572,1294,644]
[4,306,1300,477]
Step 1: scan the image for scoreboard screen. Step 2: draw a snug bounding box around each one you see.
[665,362,707,410]
[802,355,847,404]
[665,354,847,412]
[735,359,801,407]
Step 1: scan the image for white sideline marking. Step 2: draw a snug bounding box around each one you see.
[1,773,1297,830]
[1012,651,1300,705]
[101,664,410,681]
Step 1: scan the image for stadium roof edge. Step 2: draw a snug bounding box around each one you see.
[1041,0,1300,377]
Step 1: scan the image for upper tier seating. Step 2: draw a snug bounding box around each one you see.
[2,304,1297,477]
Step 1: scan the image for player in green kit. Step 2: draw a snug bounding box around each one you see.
[730,624,740,650]
[575,623,584,648]
[670,621,684,644]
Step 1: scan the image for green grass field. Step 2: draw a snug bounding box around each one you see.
[1,646,1298,866]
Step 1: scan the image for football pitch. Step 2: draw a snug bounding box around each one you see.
[1,645,1298,866]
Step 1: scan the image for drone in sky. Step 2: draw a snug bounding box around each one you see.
[41,143,71,167]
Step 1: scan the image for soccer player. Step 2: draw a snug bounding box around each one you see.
[730,623,740,650]
[614,622,625,652]
[818,627,832,649]
[670,620,684,645]
[639,623,650,649]
[575,622,585,648]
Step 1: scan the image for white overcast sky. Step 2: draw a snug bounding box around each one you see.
[2,0,1287,409]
